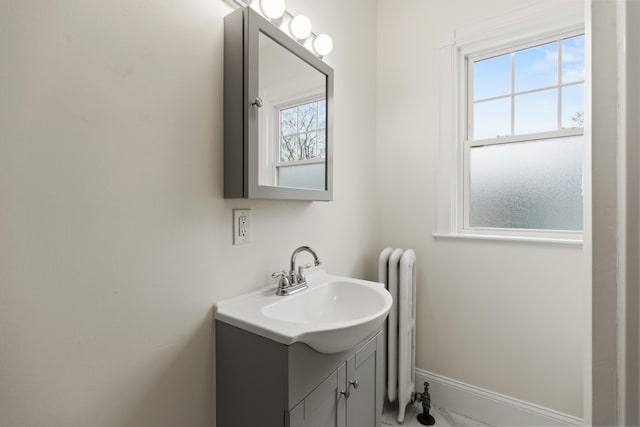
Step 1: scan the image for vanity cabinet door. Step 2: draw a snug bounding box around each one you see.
[288,363,346,427]
[346,337,380,427]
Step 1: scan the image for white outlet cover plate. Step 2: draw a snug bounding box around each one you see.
[233,209,251,245]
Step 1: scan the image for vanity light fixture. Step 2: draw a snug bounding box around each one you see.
[289,15,312,40]
[231,0,333,58]
[312,34,333,56]
[259,0,286,20]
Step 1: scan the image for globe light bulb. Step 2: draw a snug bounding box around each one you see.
[289,15,312,40]
[259,0,285,20]
[313,34,333,56]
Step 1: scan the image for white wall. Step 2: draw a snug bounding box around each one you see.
[376,0,585,417]
[0,1,377,426]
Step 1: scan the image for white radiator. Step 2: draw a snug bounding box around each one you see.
[378,247,417,424]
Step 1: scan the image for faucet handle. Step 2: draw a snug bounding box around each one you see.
[273,270,293,296]
[272,270,290,287]
[296,263,312,283]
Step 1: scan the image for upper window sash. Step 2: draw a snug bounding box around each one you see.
[465,29,585,145]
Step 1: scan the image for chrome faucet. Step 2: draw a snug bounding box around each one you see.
[289,246,321,285]
[272,246,322,296]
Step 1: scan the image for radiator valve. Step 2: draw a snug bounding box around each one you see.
[413,381,435,426]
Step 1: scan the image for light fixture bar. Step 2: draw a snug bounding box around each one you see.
[230,0,250,7]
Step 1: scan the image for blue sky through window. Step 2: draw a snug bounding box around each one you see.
[472,34,584,140]
[474,54,511,100]
[474,98,510,139]
[514,41,558,92]
[562,84,584,128]
[514,89,557,134]
[562,35,585,83]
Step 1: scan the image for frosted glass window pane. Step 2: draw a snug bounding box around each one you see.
[277,163,325,190]
[514,41,558,92]
[562,35,585,83]
[562,84,584,129]
[469,136,583,231]
[474,54,511,100]
[474,98,511,140]
[514,89,557,135]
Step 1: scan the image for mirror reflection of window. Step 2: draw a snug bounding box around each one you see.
[258,31,327,191]
[279,99,326,162]
[276,98,326,190]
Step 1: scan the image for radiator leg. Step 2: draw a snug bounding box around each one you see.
[398,402,407,424]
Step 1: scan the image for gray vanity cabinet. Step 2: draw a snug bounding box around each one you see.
[216,321,383,427]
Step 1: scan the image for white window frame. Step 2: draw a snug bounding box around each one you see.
[433,1,585,246]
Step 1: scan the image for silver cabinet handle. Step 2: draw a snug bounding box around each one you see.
[340,378,358,400]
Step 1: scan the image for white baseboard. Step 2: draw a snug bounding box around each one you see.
[414,369,583,426]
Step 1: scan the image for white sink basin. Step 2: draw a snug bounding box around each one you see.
[214,270,392,353]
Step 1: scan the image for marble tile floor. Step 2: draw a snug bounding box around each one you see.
[382,400,492,427]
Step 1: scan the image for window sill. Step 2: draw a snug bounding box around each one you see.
[432,232,583,247]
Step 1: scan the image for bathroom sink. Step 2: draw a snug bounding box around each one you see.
[214,270,392,353]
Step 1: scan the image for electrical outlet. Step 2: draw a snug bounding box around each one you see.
[233,209,251,244]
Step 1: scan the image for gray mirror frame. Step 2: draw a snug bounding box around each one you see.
[224,7,334,201]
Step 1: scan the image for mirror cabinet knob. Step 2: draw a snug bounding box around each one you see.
[251,97,263,108]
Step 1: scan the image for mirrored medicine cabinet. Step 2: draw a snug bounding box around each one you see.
[224,7,334,201]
